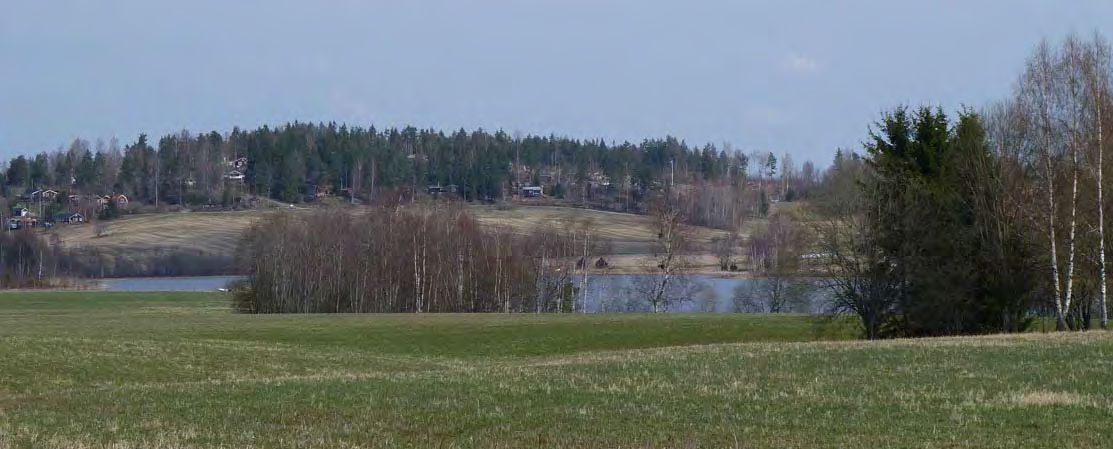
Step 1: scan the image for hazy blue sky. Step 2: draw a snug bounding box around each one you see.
[3,1,1113,164]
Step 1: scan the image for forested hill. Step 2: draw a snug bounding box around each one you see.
[1,123,819,214]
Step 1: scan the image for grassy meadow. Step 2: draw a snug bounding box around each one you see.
[1,292,1111,448]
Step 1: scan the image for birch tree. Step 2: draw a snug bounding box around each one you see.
[1080,34,1113,329]
[1017,39,1083,330]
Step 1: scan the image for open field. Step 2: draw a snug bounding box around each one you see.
[2,293,1112,448]
[51,204,774,273]
[52,210,265,255]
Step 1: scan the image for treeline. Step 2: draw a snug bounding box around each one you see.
[815,33,1113,338]
[2,123,821,224]
[65,247,235,278]
[0,230,56,288]
[0,229,234,286]
[235,204,606,313]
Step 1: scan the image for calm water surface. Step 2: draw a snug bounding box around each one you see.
[98,274,829,313]
[99,276,244,292]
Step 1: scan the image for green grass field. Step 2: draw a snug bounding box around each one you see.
[1,292,1112,448]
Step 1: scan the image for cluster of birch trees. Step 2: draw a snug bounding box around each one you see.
[994,33,1113,330]
[235,205,606,313]
[0,230,55,288]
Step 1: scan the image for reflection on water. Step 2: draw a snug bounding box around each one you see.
[99,274,829,314]
[583,275,827,314]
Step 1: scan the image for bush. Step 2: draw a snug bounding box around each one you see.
[228,280,256,313]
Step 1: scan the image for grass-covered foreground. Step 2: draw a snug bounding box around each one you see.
[0,292,1111,448]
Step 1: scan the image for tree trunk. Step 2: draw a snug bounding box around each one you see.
[413,231,423,313]
[580,230,590,314]
[1042,108,1068,330]
[1100,108,1109,330]
[1062,81,1084,329]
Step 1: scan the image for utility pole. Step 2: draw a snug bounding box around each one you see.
[154,152,160,210]
[36,194,43,280]
[670,159,675,188]
[670,158,676,202]
[624,160,631,212]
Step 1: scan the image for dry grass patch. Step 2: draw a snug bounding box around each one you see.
[1006,391,1098,408]
[54,211,268,255]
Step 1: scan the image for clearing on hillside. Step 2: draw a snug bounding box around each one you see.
[49,205,768,273]
[52,210,267,255]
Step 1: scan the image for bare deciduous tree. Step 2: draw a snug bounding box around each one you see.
[810,153,901,339]
[711,232,740,271]
[1080,33,1113,329]
[739,212,814,313]
[1013,35,1112,330]
[637,192,696,313]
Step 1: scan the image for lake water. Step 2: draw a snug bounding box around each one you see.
[582,275,827,313]
[98,274,829,313]
[100,276,244,292]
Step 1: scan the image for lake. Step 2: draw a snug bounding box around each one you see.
[100,276,244,292]
[99,274,829,313]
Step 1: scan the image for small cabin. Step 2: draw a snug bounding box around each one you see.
[227,170,245,181]
[7,217,37,230]
[521,186,543,198]
[11,207,29,217]
[427,184,459,197]
[67,212,85,223]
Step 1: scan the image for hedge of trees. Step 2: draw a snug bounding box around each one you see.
[234,204,608,313]
[0,228,233,286]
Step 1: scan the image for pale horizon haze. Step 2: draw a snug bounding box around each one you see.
[3,1,1113,165]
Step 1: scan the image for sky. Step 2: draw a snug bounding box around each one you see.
[3,1,1113,165]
